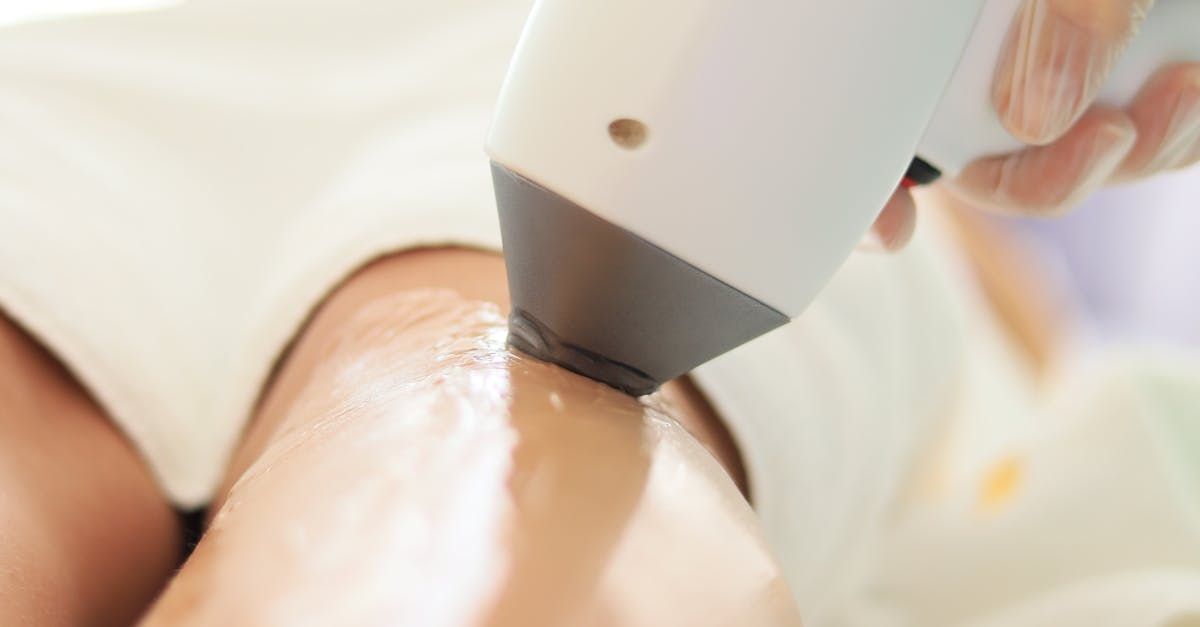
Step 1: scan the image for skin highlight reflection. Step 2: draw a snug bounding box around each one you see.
[142,249,799,626]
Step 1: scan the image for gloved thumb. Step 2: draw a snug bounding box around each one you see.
[993,0,1154,145]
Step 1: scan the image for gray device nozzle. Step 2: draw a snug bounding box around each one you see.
[492,163,788,396]
[507,307,659,396]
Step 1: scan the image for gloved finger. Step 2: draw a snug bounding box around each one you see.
[860,187,916,252]
[994,0,1154,145]
[1116,62,1200,178]
[952,107,1137,214]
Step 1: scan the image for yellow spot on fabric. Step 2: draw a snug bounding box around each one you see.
[978,455,1023,513]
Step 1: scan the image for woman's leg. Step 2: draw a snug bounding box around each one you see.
[0,315,179,625]
[143,248,798,626]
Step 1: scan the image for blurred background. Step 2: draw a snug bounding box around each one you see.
[1009,168,1200,350]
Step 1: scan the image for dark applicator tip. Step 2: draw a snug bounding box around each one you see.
[507,308,660,397]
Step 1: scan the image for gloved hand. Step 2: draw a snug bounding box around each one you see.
[871,0,1200,250]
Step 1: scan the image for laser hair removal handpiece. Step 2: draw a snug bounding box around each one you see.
[488,0,1200,396]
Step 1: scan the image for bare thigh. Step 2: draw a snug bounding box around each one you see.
[143,248,798,626]
[0,314,179,626]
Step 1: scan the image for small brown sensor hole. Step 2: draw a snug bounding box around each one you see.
[608,118,648,150]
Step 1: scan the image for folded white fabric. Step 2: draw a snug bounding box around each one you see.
[0,0,525,506]
[0,0,179,27]
[849,353,1200,627]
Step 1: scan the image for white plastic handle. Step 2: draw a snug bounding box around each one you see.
[920,0,1200,175]
[488,0,993,316]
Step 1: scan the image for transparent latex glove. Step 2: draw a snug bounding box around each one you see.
[871,0,1200,249]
